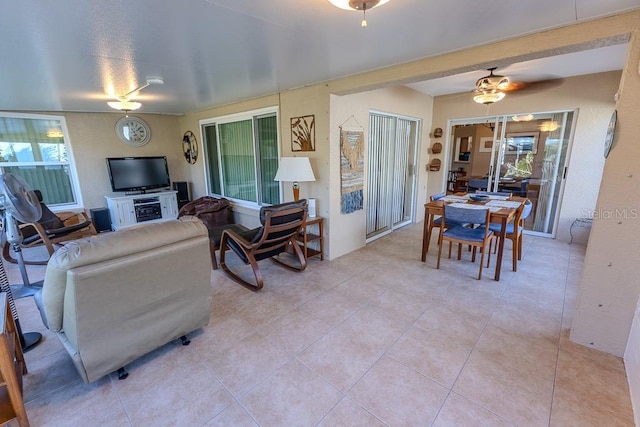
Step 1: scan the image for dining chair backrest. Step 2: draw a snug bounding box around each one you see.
[444,205,489,226]
[468,178,488,190]
[476,190,512,197]
[521,199,533,220]
[430,192,445,201]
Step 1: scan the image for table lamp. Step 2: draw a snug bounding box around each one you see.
[274,157,316,201]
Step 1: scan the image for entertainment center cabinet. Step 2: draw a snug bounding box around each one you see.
[105,191,179,231]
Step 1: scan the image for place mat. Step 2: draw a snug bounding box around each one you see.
[442,195,468,203]
[487,195,510,201]
[486,200,522,209]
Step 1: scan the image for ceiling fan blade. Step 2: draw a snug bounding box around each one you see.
[502,77,565,93]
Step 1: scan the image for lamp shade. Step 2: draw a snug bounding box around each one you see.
[274,157,316,201]
[274,157,316,183]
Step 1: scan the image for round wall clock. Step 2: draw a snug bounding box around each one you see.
[182,131,198,164]
[603,110,617,158]
[115,116,151,147]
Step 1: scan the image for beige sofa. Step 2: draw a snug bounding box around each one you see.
[36,217,212,383]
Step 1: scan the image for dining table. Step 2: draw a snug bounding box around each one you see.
[421,194,526,281]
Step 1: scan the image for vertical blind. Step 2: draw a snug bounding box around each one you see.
[202,110,280,205]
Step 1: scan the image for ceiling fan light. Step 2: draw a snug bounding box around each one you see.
[539,121,559,132]
[108,101,142,111]
[512,114,534,122]
[473,90,505,105]
[328,0,390,11]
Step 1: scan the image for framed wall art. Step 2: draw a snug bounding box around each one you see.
[479,137,494,153]
[291,115,315,151]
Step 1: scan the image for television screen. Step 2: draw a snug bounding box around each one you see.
[106,157,171,192]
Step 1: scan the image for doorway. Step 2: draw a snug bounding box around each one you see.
[447,110,576,237]
[366,112,420,241]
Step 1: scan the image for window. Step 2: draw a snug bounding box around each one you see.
[201,108,280,206]
[0,113,82,208]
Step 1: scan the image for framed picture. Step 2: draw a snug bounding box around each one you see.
[453,136,472,163]
[479,137,494,153]
[506,132,539,154]
[291,115,315,151]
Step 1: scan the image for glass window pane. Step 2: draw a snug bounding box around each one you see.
[0,115,76,207]
[256,115,280,205]
[2,165,74,205]
[219,120,257,202]
[203,124,221,194]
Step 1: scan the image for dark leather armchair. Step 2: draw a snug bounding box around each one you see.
[219,200,308,290]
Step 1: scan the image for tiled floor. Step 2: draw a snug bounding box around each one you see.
[6,224,634,426]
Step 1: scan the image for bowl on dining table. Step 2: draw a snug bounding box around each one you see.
[469,194,490,202]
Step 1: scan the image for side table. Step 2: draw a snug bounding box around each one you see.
[297,216,324,261]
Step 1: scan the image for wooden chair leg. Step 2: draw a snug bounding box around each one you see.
[512,236,518,272]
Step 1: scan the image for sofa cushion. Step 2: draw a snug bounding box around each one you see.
[42,216,208,332]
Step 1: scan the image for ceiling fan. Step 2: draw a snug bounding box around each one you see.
[473,67,564,104]
[107,77,164,111]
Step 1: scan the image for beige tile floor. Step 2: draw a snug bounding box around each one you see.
[5,224,634,426]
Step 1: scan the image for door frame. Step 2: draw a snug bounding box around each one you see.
[444,109,578,238]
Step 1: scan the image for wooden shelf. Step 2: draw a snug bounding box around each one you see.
[296,217,324,261]
[0,293,28,426]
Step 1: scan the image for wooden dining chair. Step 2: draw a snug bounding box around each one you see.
[423,192,467,257]
[436,205,495,280]
[489,199,533,271]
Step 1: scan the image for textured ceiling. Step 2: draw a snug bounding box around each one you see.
[0,0,638,115]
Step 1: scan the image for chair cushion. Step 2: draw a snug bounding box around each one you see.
[489,223,516,234]
[443,225,489,242]
[433,217,465,227]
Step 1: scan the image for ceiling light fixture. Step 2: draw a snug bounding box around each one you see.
[472,68,510,105]
[107,78,164,111]
[473,90,505,105]
[328,0,391,27]
[512,114,534,122]
[538,121,559,132]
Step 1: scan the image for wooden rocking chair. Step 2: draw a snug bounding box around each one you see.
[219,200,308,290]
[2,190,96,265]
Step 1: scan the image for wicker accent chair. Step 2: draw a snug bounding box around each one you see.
[219,200,308,290]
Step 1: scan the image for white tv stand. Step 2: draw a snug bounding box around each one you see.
[105,191,179,231]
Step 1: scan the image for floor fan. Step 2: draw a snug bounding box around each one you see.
[0,173,43,351]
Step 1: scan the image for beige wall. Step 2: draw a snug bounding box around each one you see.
[29,112,182,210]
[571,32,640,357]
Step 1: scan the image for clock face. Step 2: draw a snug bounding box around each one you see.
[116,116,151,147]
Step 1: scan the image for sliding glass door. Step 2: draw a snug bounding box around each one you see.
[366,112,419,241]
[448,110,576,237]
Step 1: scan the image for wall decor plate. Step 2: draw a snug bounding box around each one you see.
[182,130,198,164]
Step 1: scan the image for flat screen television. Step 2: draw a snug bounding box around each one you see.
[106,156,171,193]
